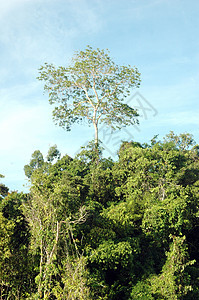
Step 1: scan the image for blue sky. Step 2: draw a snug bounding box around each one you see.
[0,0,199,192]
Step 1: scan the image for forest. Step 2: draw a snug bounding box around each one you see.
[0,47,199,299]
[1,133,199,299]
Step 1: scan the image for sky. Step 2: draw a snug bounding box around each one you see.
[0,0,199,192]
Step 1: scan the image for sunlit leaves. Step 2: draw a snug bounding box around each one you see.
[38,46,141,143]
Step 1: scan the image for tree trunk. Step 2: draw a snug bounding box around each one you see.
[93,121,98,147]
[93,121,100,164]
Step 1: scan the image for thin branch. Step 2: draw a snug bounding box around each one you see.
[75,83,95,109]
[73,100,88,107]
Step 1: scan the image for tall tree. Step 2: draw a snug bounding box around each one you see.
[38,46,141,146]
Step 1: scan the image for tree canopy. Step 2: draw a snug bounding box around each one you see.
[37,46,141,145]
[2,132,199,299]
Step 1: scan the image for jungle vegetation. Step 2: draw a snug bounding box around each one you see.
[1,132,199,299]
[1,47,199,299]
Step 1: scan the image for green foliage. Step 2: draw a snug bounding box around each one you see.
[0,210,14,297]
[24,150,45,178]
[149,235,195,299]
[163,131,196,150]
[0,192,35,299]
[130,280,154,299]
[0,174,9,199]
[52,256,90,299]
[130,236,195,300]
[23,151,89,298]
[89,240,133,270]
[38,46,141,145]
[46,144,61,162]
[142,186,198,244]
[2,132,199,299]
[0,185,9,198]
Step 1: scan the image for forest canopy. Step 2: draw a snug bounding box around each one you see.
[1,132,199,299]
